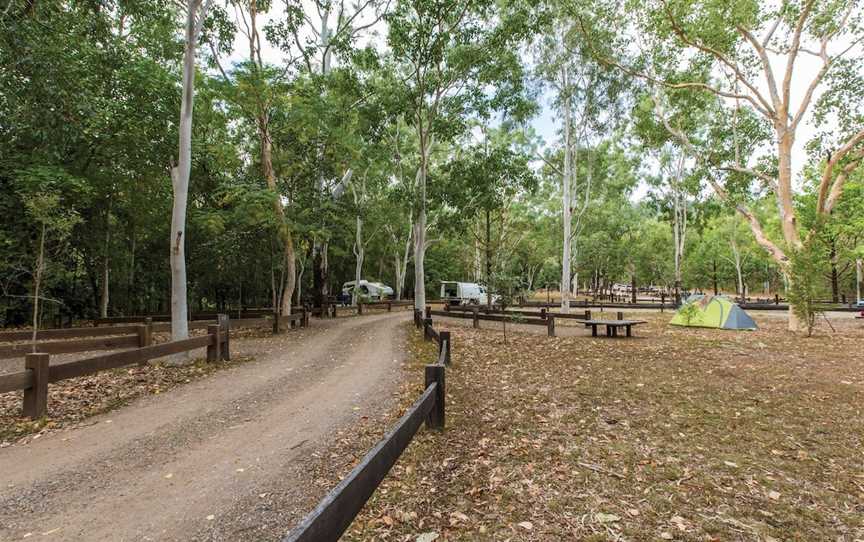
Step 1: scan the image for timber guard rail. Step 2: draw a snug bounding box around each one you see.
[284,308,450,542]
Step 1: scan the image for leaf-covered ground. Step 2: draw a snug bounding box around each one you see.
[0,327,275,445]
[344,313,864,541]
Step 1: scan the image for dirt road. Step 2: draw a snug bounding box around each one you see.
[0,312,411,541]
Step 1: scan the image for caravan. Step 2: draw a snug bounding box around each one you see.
[440,281,497,306]
[341,280,394,302]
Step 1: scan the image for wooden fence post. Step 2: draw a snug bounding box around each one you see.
[547,315,556,337]
[218,314,230,361]
[660,292,665,313]
[472,307,479,329]
[23,353,49,419]
[425,305,431,319]
[540,308,547,321]
[358,302,364,315]
[387,301,392,312]
[585,309,592,320]
[206,324,221,362]
[439,331,451,365]
[423,318,433,340]
[424,364,445,430]
[137,320,152,348]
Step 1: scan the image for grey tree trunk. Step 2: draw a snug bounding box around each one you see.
[560,66,572,314]
[170,0,212,348]
[100,219,110,318]
[353,214,364,305]
[31,224,46,352]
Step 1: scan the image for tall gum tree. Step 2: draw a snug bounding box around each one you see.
[588,0,864,331]
[170,0,214,347]
[387,0,537,310]
[534,17,627,312]
[268,0,390,308]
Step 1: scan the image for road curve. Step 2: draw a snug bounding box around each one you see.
[0,311,411,541]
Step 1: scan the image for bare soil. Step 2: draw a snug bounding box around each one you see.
[345,313,864,541]
[0,312,413,541]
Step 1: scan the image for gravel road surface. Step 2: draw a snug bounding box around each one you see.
[0,311,410,541]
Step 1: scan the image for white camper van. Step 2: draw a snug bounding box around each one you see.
[440,281,497,306]
[342,280,394,301]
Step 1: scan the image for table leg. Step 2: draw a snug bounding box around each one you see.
[626,325,632,337]
[611,326,618,338]
[592,324,597,337]
[606,326,612,337]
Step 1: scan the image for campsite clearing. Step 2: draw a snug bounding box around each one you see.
[345,312,864,541]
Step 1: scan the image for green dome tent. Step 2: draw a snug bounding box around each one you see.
[669,294,757,330]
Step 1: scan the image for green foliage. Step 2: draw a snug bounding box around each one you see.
[786,243,829,337]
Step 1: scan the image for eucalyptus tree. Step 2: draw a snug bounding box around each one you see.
[640,145,700,303]
[598,0,864,330]
[2,1,185,320]
[169,0,216,348]
[440,130,538,304]
[533,5,628,312]
[386,0,536,310]
[12,171,90,346]
[798,169,864,301]
[265,0,391,308]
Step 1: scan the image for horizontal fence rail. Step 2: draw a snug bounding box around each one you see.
[0,325,143,343]
[324,300,414,318]
[0,371,33,394]
[285,311,451,541]
[1,317,231,419]
[443,305,593,321]
[0,334,141,360]
[284,384,439,542]
[47,334,216,383]
[426,307,559,337]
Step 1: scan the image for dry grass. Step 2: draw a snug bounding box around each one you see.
[345,314,864,541]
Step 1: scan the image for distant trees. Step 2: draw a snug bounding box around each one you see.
[1,0,861,332]
[596,0,864,329]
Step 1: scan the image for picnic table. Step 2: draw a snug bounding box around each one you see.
[583,319,646,337]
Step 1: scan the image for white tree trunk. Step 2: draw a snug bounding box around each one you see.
[413,130,432,311]
[100,214,110,318]
[169,0,212,353]
[296,256,305,306]
[560,67,572,314]
[856,258,863,303]
[393,224,411,300]
[31,224,46,351]
[353,215,364,305]
[413,209,426,310]
[730,239,744,299]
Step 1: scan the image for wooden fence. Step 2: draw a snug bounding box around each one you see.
[318,300,414,318]
[284,311,450,542]
[443,304,593,321]
[0,318,231,419]
[426,307,568,337]
[0,325,150,360]
[94,308,309,329]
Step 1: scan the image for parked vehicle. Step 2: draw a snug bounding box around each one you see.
[440,281,498,306]
[341,280,394,302]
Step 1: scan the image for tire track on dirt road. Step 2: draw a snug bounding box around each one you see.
[0,311,411,541]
